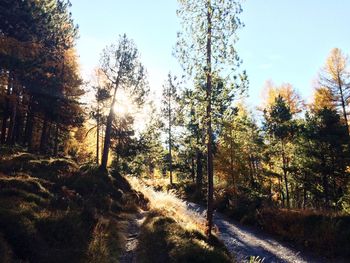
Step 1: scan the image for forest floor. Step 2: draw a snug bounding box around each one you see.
[185,202,338,263]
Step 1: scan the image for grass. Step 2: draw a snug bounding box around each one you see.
[0,147,144,262]
[128,176,206,233]
[128,176,234,263]
[137,211,233,263]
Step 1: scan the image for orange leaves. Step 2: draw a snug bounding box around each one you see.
[0,36,42,63]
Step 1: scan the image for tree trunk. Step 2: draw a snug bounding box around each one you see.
[205,0,214,238]
[281,141,290,208]
[7,96,17,145]
[40,116,48,154]
[191,155,195,182]
[101,77,120,170]
[279,176,285,208]
[1,74,11,144]
[169,105,173,185]
[337,74,349,135]
[24,97,34,149]
[0,116,7,144]
[54,124,59,156]
[196,150,203,191]
[229,133,237,193]
[6,73,17,145]
[96,99,100,165]
[303,173,307,210]
[14,110,23,144]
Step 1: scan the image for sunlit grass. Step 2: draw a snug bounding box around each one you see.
[127,176,206,233]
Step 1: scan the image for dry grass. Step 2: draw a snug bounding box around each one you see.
[127,176,207,234]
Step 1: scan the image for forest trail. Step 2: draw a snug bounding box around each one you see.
[186,203,328,263]
[118,211,147,263]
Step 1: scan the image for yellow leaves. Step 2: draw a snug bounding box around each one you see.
[325,48,348,79]
[310,87,336,112]
[261,80,304,114]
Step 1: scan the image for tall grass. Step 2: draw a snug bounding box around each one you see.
[127,176,206,234]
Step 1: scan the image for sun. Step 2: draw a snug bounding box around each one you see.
[113,103,128,116]
[112,90,132,116]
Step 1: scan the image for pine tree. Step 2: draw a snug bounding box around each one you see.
[161,73,180,185]
[99,34,148,170]
[176,0,245,236]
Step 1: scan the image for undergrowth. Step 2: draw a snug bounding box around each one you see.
[0,146,145,262]
[137,210,233,263]
[215,187,350,259]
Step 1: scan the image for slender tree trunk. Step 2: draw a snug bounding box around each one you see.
[248,156,255,188]
[40,116,48,153]
[229,130,236,193]
[6,74,17,144]
[101,77,120,170]
[1,74,11,144]
[196,150,203,190]
[0,116,7,144]
[6,93,17,144]
[337,74,349,135]
[303,173,307,210]
[96,98,100,165]
[6,102,17,145]
[14,109,23,144]
[54,124,59,156]
[24,110,34,149]
[281,141,290,209]
[205,0,214,238]
[191,155,195,182]
[169,95,173,184]
[279,176,285,208]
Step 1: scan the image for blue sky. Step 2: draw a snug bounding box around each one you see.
[70,0,350,107]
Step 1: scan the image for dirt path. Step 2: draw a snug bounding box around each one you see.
[186,202,329,263]
[118,211,147,263]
